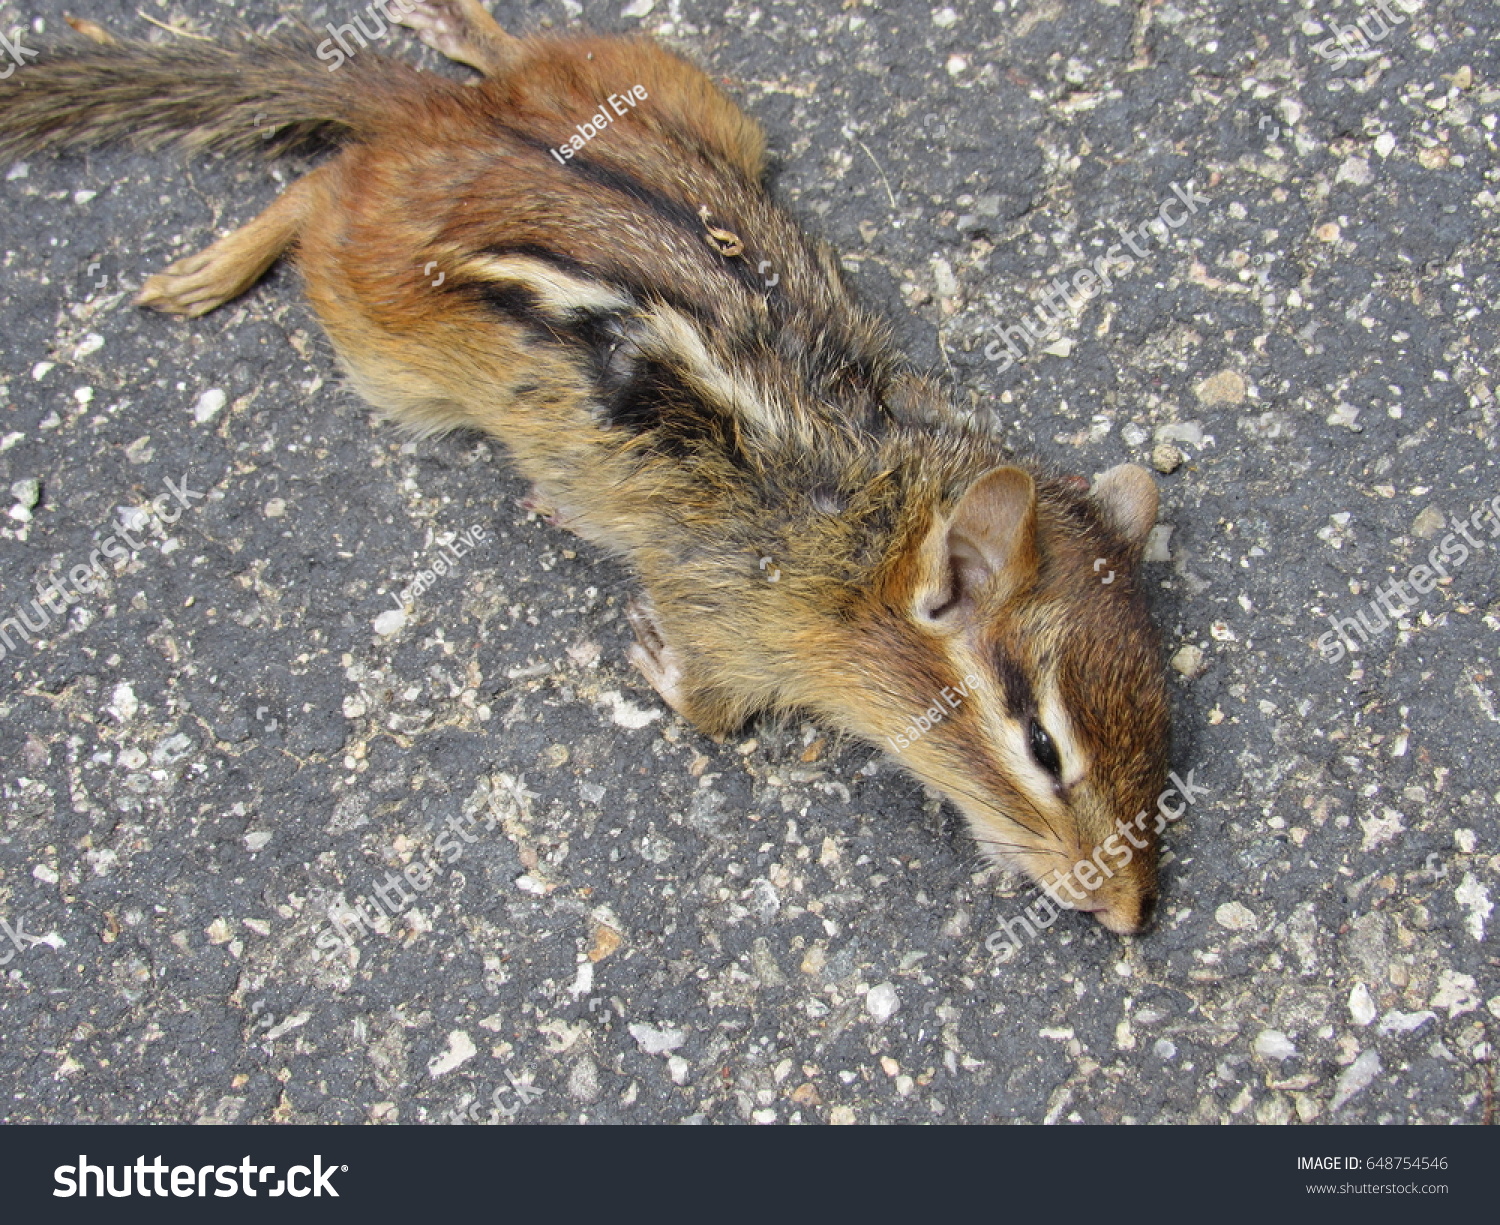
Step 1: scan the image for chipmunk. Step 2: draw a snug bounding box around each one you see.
[0,1,1171,935]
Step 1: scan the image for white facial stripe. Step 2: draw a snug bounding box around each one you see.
[1001,714,1063,809]
[1036,676,1088,792]
[459,255,634,317]
[940,642,1087,838]
[944,650,1066,832]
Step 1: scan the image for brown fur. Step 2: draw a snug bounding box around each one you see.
[0,1,1172,935]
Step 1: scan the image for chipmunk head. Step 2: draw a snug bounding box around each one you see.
[865,462,1170,935]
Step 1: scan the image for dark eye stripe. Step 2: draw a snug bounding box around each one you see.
[1029,718,1062,778]
[992,647,1034,718]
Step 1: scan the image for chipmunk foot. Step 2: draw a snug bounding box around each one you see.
[518,486,578,531]
[625,597,734,742]
[625,596,688,707]
[392,0,522,76]
[136,246,251,318]
[137,169,324,317]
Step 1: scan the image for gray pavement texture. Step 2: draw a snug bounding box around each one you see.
[0,0,1496,1126]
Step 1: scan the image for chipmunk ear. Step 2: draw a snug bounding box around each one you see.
[1090,464,1158,552]
[914,466,1038,624]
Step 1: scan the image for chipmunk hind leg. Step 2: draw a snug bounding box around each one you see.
[392,0,522,76]
[135,165,330,317]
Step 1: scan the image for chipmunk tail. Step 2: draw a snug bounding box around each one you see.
[0,28,427,160]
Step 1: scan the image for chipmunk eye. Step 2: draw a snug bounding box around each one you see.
[1028,718,1062,778]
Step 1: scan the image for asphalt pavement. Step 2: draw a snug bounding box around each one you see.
[0,0,1496,1125]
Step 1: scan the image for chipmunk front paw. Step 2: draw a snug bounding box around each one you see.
[625,597,740,742]
[518,486,584,532]
[625,596,687,703]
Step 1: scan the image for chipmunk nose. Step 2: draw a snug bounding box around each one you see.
[1085,887,1155,935]
[1091,906,1143,935]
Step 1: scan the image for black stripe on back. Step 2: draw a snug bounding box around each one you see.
[479,242,597,282]
[465,275,746,469]
[473,283,566,346]
[476,243,724,333]
[491,122,767,298]
[491,121,705,239]
[606,359,750,470]
[551,152,710,240]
